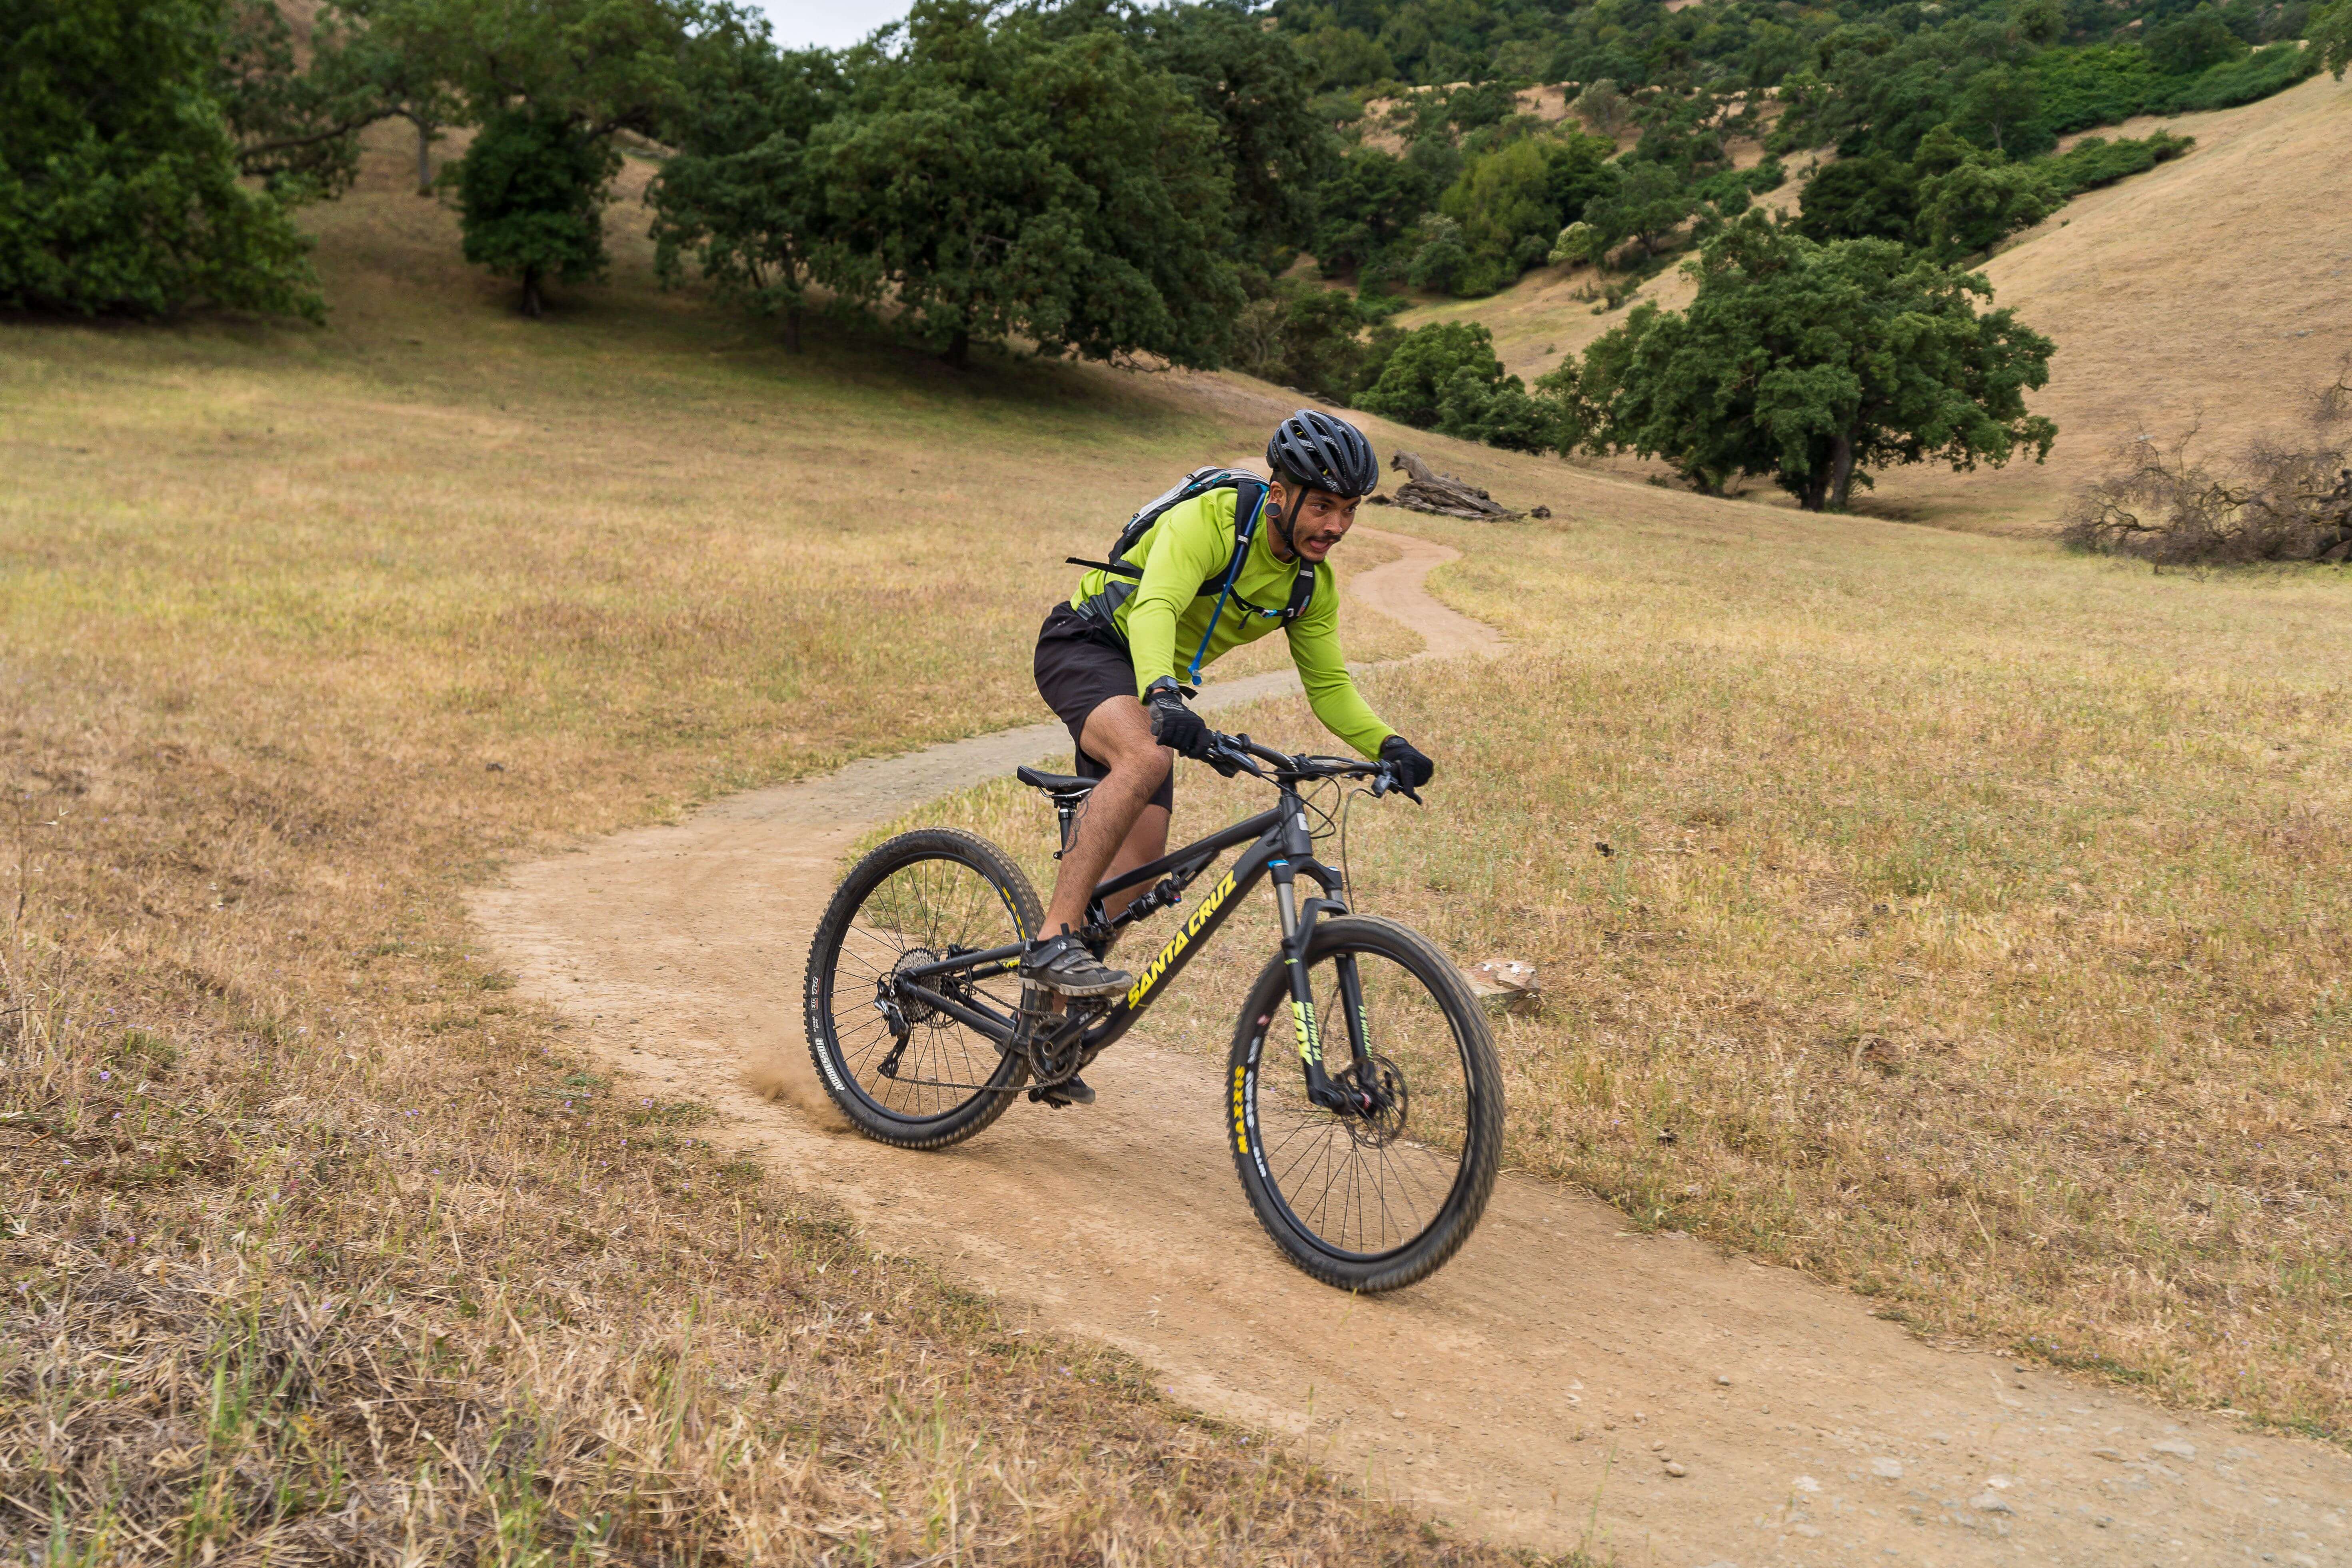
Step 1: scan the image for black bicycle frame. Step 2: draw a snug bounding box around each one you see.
[888,783,1370,1102]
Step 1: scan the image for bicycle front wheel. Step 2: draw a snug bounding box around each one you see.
[804,829,1039,1150]
[1227,916,1502,1292]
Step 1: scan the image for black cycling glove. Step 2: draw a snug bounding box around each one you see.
[1380,733,1435,788]
[1146,680,1212,760]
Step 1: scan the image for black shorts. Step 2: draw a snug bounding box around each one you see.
[1032,603,1175,813]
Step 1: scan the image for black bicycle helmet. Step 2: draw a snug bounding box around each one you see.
[1267,409,1379,500]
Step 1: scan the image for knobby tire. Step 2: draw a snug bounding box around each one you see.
[805,829,1040,1150]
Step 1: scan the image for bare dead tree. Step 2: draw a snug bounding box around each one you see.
[2062,358,2352,565]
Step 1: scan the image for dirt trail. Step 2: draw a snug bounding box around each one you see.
[473,530,2350,1567]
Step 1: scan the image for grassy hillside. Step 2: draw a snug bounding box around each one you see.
[1401,68,2352,531]
[911,427,2352,1444]
[0,125,1535,1564]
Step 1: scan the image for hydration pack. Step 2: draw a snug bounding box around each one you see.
[1066,467,1317,685]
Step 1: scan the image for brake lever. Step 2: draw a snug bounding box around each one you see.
[1370,763,1422,805]
[1203,736,1255,780]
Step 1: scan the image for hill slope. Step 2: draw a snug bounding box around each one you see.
[1893,67,2352,527]
[1405,69,2352,530]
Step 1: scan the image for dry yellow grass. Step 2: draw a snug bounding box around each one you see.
[904,432,2352,1446]
[0,127,1554,1564]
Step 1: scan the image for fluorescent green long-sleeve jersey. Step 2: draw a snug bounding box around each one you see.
[1069,487,1394,759]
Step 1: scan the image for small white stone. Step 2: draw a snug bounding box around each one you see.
[1792,1474,1821,1493]
[1870,1458,1903,1479]
[1665,1460,1688,1478]
[2150,1439,2197,1461]
[1971,1492,2015,1514]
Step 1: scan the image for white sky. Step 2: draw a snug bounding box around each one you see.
[749,0,914,50]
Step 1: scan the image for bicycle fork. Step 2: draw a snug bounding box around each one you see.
[1270,842,1377,1116]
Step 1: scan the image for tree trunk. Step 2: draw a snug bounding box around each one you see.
[1826,431,1857,510]
[522,270,544,320]
[782,303,802,354]
[943,329,971,368]
[413,117,434,195]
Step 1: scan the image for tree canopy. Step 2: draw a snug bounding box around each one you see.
[452,106,619,316]
[1,0,321,318]
[1544,213,2056,509]
[807,0,1243,366]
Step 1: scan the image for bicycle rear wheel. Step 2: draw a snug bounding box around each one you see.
[804,829,1038,1149]
[1227,916,1501,1292]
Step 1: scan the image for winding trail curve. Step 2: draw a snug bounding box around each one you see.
[472,530,2350,1567]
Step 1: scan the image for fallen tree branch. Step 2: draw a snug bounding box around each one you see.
[1371,451,1523,520]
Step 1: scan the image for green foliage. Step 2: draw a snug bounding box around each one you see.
[1543,133,1624,224]
[1547,220,1599,266]
[1573,78,1630,137]
[1545,213,2056,509]
[1355,319,1562,451]
[1113,1,1339,262]
[380,0,709,134]
[2150,39,2319,110]
[0,0,322,318]
[648,35,843,346]
[2146,4,2244,75]
[1297,22,1395,85]
[1583,158,1699,262]
[1313,147,1439,277]
[1912,125,2055,260]
[1438,138,1556,290]
[452,106,619,316]
[1796,154,1918,244]
[1798,119,2185,260]
[2025,42,2165,136]
[2042,128,2193,198]
[1355,319,1505,428]
[1226,276,1402,403]
[1404,213,1475,294]
[810,0,1242,366]
[2316,0,2352,78]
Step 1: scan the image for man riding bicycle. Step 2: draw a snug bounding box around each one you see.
[1020,409,1437,1101]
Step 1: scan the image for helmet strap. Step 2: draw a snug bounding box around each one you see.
[1269,475,1301,559]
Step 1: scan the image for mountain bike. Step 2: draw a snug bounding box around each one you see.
[803,729,1503,1292]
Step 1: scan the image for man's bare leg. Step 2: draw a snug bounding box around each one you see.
[1038,695,1172,941]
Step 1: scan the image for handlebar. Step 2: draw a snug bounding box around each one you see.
[1201,729,1422,805]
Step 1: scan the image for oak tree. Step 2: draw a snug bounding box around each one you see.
[1545,213,2057,509]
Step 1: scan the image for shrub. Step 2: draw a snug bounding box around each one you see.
[1356,320,1505,428]
[1548,220,1601,266]
[2062,362,2352,564]
[1226,276,1401,404]
[2151,40,2320,111]
[2027,43,2166,138]
[2043,129,2194,198]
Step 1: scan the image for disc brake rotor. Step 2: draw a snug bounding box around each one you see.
[1335,1052,1409,1148]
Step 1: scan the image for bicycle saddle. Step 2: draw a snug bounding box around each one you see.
[1015,765,1098,800]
